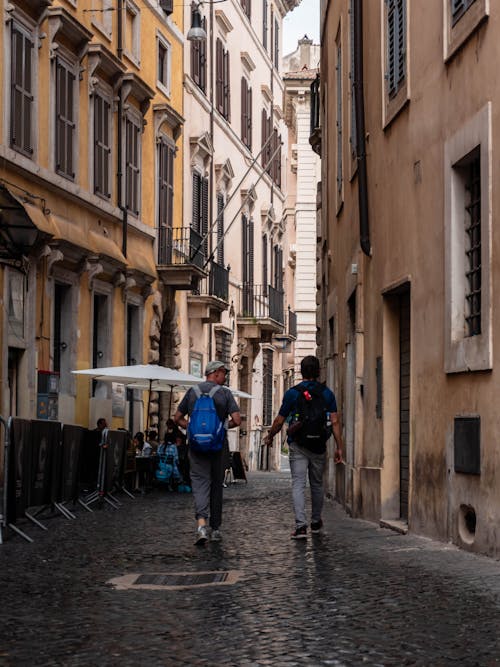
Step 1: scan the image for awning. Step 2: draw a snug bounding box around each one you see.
[89,231,127,265]
[49,213,97,254]
[0,184,57,258]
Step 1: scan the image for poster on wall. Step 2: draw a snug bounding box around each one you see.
[112,382,126,417]
[190,353,203,378]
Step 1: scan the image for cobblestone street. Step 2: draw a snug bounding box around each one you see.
[1,471,500,666]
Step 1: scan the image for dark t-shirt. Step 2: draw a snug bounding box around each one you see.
[177,382,240,424]
[278,380,337,446]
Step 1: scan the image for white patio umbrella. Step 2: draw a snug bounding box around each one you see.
[72,364,202,430]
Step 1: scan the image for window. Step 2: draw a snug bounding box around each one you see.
[336,38,342,195]
[349,0,357,162]
[462,149,481,337]
[270,129,281,188]
[55,58,76,180]
[262,0,268,50]
[10,21,34,156]
[262,348,273,426]
[445,0,487,61]
[242,214,254,314]
[216,38,230,120]
[386,0,406,99]
[241,78,252,150]
[444,103,491,373]
[157,36,171,95]
[158,137,175,247]
[262,234,268,292]
[272,244,283,291]
[261,108,272,170]
[125,115,141,216]
[273,17,279,69]
[451,0,477,25]
[191,13,207,93]
[215,329,231,378]
[192,172,209,260]
[124,0,141,65]
[92,0,113,37]
[216,193,225,266]
[241,0,251,19]
[93,93,111,198]
[383,0,408,126]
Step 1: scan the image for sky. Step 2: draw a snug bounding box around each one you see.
[282,0,320,56]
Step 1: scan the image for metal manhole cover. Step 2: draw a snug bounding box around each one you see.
[108,570,242,590]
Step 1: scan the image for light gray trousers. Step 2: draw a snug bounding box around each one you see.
[289,443,326,528]
[188,449,224,529]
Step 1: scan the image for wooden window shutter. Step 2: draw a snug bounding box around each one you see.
[247,86,252,150]
[263,0,268,50]
[167,146,174,229]
[11,25,34,155]
[200,18,207,92]
[242,214,248,283]
[216,39,223,113]
[201,176,209,258]
[223,50,230,120]
[261,108,267,167]
[158,140,167,226]
[274,18,279,68]
[248,217,254,285]
[262,234,268,293]
[192,172,201,232]
[241,78,247,144]
[191,18,200,86]
[216,193,224,266]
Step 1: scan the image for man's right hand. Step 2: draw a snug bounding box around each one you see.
[263,435,273,447]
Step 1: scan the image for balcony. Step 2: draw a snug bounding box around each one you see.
[187,261,230,323]
[309,73,321,156]
[237,284,285,342]
[273,306,297,349]
[157,226,207,290]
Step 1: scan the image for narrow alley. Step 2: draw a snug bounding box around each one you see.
[1,472,499,666]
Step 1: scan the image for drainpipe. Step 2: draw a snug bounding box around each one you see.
[353,0,371,257]
[117,0,127,257]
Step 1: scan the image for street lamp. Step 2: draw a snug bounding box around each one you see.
[187,0,227,42]
[187,2,206,41]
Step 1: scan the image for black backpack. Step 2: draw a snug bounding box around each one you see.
[289,383,329,453]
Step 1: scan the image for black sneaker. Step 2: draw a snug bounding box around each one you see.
[291,525,307,539]
[310,520,323,534]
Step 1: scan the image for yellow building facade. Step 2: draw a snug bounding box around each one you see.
[0,0,184,456]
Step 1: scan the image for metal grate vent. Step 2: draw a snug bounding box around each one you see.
[135,572,229,586]
[454,416,480,474]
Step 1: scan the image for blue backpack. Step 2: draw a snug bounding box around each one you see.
[187,385,225,453]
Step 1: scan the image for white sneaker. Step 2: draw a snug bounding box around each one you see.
[195,525,208,545]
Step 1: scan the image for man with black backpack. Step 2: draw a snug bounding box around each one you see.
[264,355,343,539]
[174,361,241,545]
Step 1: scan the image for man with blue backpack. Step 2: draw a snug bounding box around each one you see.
[264,355,343,539]
[174,360,241,545]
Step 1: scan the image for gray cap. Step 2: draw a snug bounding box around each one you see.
[204,360,229,375]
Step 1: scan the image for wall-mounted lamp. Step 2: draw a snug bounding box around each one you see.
[187,0,227,42]
[187,3,206,41]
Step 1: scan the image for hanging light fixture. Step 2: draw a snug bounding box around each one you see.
[187,2,207,41]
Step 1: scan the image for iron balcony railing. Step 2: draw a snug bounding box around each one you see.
[239,283,284,325]
[192,260,229,302]
[287,307,297,338]
[158,226,206,269]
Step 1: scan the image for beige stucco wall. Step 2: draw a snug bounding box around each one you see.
[320,0,500,557]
